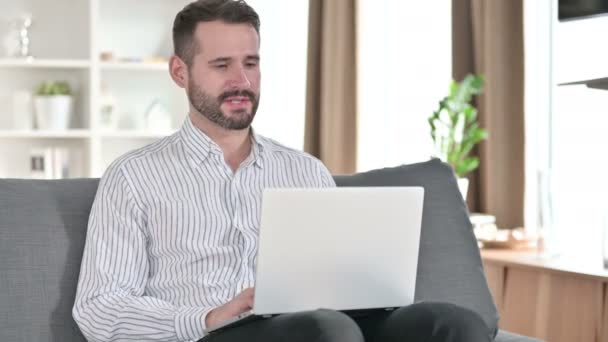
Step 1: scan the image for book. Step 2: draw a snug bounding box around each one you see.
[29,148,54,179]
[29,147,73,179]
[52,147,70,179]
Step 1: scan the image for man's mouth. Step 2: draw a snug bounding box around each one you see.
[223,96,251,104]
[222,96,251,109]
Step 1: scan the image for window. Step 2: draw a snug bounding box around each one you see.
[356,0,452,171]
[246,0,309,150]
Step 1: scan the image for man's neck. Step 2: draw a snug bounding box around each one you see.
[189,112,252,172]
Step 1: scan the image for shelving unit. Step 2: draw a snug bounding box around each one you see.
[99,61,168,71]
[554,14,608,90]
[0,129,92,138]
[0,0,191,178]
[0,59,91,69]
[98,130,177,139]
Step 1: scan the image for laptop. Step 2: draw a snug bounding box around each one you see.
[204,187,425,335]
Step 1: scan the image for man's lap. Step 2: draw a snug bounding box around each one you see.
[199,308,363,342]
[198,302,492,342]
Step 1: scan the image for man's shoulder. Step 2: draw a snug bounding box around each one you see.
[104,133,181,176]
[257,135,336,187]
[257,134,321,165]
[256,134,335,186]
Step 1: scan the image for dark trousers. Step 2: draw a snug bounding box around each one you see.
[199,302,492,342]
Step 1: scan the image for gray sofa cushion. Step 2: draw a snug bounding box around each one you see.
[334,159,499,338]
[0,179,97,342]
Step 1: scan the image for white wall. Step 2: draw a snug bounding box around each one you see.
[0,0,90,59]
[553,7,608,258]
[554,15,608,85]
[526,0,608,257]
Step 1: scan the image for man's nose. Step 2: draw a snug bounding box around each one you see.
[227,66,251,89]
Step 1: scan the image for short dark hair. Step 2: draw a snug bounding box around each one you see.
[173,0,260,66]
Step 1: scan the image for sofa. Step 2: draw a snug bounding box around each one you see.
[0,159,540,341]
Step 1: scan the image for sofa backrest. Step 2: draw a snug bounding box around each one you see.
[0,179,98,342]
[0,159,498,341]
[334,159,498,337]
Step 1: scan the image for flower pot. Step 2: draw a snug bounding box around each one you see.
[34,95,73,130]
[457,177,469,200]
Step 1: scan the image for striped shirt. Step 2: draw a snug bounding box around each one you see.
[73,116,336,342]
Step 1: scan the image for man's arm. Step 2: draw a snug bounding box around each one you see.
[72,164,212,342]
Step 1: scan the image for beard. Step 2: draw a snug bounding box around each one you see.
[187,78,260,130]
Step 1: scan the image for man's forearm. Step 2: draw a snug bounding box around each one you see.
[73,292,214,342]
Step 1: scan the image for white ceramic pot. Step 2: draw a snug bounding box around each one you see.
[34,95,73,130]
[457,177,469,200]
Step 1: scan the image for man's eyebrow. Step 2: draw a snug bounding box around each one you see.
[208,55,260,64]
[208,57,231,64]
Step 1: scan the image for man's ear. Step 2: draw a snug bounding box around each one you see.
[169,55,188,88]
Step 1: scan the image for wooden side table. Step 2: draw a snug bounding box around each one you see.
[481,249,608,342]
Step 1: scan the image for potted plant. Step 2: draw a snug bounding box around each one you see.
[34,81,73,130]
[428,74,488,198]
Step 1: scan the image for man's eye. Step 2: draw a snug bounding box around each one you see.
[245,62,258,68]
[215,64,228,69]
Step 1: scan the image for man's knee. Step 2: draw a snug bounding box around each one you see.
[277,309,364,342]
[381,302,492,342]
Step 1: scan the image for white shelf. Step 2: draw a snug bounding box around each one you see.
[99,61,168,71]
[99,130,176,139]
[0,58,91,69]
[0,129,92,138]
[0,130,178,139]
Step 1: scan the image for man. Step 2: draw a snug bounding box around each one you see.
[73,0,491,341]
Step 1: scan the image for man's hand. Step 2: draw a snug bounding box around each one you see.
[205,288,254,328]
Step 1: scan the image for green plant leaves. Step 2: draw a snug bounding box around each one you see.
[456,157,480,177]
[463,105,477,122]
[35,81,72,96]
[428,73,487,177]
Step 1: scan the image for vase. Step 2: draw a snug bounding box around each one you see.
[34,95,73,130]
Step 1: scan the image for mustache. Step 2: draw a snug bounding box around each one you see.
[218,90,257,103]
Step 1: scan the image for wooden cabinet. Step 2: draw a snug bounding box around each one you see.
[481,250,608,342]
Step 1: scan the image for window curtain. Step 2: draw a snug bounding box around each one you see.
[304,0,358,174]
[453,0,526,228]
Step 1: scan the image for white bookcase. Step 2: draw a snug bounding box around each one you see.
[0,0,192,178]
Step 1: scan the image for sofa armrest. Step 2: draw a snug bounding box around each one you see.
[495,330,543,342]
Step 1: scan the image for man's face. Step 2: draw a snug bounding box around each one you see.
[186,20,261,130]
